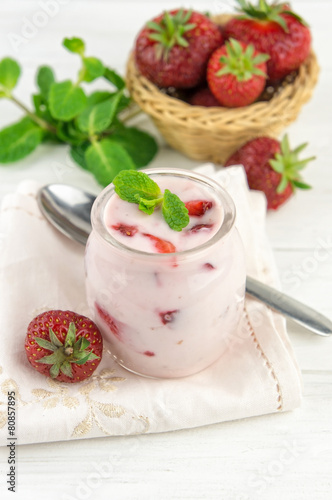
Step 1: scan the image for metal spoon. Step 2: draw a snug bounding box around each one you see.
[37,183,332,337]
[37,183,96,246]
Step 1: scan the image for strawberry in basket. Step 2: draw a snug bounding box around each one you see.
[224,0,311,81]
[134,9,223,88]
[207,38,269,107]
[188,87,221,107]
[224,135,315,210]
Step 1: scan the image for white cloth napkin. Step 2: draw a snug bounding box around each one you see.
[0,165,302,446]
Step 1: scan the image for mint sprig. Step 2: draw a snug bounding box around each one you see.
[0,37,158,186]
[113,171,190,231]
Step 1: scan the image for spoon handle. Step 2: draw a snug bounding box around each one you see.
[246,276,332,336]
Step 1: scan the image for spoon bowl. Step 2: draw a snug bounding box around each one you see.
[37,184,95,245]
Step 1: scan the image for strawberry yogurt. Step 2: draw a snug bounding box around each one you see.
[85,168,246,378]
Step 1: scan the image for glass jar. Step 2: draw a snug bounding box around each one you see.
[85,168,246,378]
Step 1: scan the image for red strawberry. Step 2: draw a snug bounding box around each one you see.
[25,310,103,383]
[207,38,269,107]
[224,135,315,210]
[224,0,311,81]
[111,223,138,237]
[143,233,176,253]
[188,87,221,107]
[134,9,223,88]
[185,199,213,216]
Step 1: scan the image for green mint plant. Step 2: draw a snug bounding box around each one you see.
[0,37,158,186]
[112,170,190,231]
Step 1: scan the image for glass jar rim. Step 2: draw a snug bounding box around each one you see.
[90,167,237,260]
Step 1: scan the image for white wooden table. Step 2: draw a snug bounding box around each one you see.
[0,1,331,499]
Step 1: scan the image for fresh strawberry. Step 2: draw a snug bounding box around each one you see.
[25,310,103,383]
[185,199,213,216]
[224,0,311,81]
[206,38,269,107]
[143,233,176,253]
[224,135,315,210]
[111,223,138,237]
[188,87,221,107]
[134,9,223,88]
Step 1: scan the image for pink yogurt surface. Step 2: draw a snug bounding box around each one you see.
[104,175,223,253]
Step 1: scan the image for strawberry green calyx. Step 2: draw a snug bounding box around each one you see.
[34,322,100,379]
[147,9,196,60]
[216,38,269,81]
[235,0,308,32]
[269,135,315,193]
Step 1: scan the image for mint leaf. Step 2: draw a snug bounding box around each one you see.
[36,66,55,100]
[81,56,105,82]
[70,142,90,170]
[32,93,55,125]
[108,126,158,168]
[49,80,86,121]
[87,91,130,114]
[0,117,43,163]
[87,91,113,106]
[56,122,86,146]
[0,57,20,94]
[162,189,189,231]
[112,171,189,231]
[63,37,85,55]
[104,68,125,90]
[113,170,161,204]
[0,36,158,189]
[136,196,163,215]
[76,93,123,135]
[85,139,135,185]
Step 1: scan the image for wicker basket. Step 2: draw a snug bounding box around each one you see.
[126,15,319,164]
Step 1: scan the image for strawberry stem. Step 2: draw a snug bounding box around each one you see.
[9,94,57,134]
[147,9,196,60]
[216,38,269,81]
[35,322,100,379]
[235,0,308,31]
[269,134,315,193]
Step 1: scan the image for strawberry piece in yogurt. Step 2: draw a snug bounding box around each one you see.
[111,223,138,237]
[159,310,179,325]
[143,233,176,253]
[185,200,213,216]
[188,224,214,233]
[95,302,122,340]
